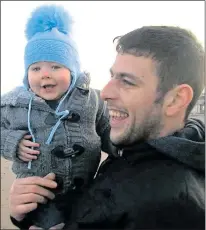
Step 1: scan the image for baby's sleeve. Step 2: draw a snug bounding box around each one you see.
[1,106,28,161]
[95,90,117,156]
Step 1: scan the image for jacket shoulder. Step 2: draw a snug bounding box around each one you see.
[1,86,28,106]
[133,159,204,196]
[100,157,204,202]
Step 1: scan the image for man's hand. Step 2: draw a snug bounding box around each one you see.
[9,173,57,222]
[18,135,40,162]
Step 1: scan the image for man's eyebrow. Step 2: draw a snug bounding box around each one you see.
[110,68,144,84]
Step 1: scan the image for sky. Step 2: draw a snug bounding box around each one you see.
[1,1,205,94]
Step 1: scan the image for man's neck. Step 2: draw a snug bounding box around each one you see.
[158,117,185,138]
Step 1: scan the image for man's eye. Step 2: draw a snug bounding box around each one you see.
[122,78,135,86]
[110,74,114,79]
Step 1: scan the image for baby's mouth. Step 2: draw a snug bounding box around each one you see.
[42,84,56,89]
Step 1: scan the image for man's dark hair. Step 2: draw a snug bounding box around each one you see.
[115,26,205,118]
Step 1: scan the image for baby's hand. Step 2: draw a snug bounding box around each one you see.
[17,135,40,162]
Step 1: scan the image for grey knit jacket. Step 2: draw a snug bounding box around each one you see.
[1,74,114,193]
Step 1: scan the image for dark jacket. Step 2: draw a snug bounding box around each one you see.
[64,118,205,230]
[11,118,205,229]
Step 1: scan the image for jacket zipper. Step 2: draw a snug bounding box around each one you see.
[118,149,123,157]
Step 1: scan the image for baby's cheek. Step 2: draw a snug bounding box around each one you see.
[59,78,71,89]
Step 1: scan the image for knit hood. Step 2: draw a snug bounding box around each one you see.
[148,118,205,172]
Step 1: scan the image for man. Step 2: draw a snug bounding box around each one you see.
[9,26,205,229]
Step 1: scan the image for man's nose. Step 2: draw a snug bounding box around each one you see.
[100,78,118,101]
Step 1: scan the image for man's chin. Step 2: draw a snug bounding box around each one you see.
[110,132,125,146]
[110,131,139,148]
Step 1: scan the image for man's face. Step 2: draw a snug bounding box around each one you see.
[101,54,164,146]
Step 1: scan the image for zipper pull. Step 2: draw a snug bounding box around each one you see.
[118,149,123,157]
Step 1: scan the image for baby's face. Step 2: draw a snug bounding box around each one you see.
[28,61,71,100]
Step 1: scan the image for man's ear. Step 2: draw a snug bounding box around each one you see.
[163,84,193,117]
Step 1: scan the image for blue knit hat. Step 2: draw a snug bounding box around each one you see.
[23,4,81,89]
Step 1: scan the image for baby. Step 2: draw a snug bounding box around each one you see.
[1,4,115,229]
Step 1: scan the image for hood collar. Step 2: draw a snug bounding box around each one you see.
[120,118,205,172]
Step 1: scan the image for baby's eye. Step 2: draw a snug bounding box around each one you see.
[52,65,61,70]
[31,67,41,72]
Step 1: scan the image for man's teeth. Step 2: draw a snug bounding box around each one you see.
[109,110,128,118]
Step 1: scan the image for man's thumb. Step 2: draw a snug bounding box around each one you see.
[44,172,56,180]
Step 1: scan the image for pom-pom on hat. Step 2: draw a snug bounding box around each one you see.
[23,4,81,89]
